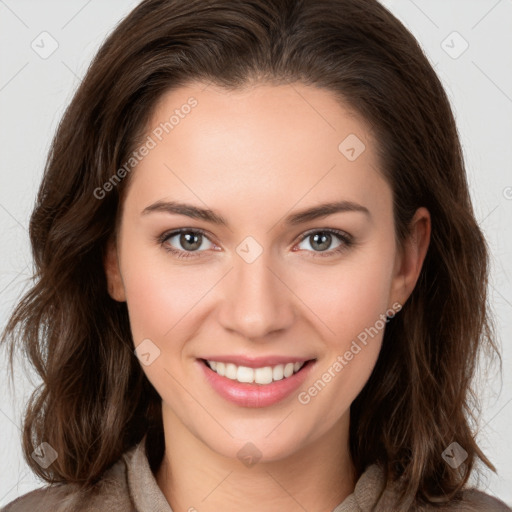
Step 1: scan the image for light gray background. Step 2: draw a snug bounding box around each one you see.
[1,0,511,507]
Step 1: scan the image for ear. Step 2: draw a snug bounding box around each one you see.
[389,207,431,308]
[103,237,126,302]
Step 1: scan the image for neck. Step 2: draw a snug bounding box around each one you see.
[155,408,356,512]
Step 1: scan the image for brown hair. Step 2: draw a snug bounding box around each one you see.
[1,0,500,509]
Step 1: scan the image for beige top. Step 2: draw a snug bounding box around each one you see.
[2,436,510,511]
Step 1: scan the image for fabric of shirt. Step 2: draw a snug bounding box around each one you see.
[2,435,511,511]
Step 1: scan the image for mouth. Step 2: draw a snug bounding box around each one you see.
[198,357,317,408]
[201,358,314,385]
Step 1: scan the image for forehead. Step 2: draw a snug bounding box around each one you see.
[123,82,390,221]
[149,81,371,156]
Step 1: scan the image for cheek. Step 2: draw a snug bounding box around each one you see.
[295,242,396,345]
[119,234,217,345]
[293,239,395,409]
[295,275,389,431]
[121,225,396,351]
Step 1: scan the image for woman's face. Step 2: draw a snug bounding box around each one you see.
[105,82,428,462]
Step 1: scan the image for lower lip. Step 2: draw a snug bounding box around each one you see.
[198,359,316,408]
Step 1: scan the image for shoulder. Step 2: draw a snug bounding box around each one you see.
[449,488,512,511]
[1,485,77,512]
[0,453,134,512]
[366,464,511,512]
[415,487,512,511]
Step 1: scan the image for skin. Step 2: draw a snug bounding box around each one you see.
[104,82,431,512]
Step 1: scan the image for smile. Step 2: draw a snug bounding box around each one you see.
[205,359,306,385]
[198,358,316,408]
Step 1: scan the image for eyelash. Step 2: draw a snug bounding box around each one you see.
[156,228,354,260]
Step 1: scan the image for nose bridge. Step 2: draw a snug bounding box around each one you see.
[218,247,294,339]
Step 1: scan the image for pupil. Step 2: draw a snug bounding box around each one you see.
[312,232,331,251]
[181,232,201,251]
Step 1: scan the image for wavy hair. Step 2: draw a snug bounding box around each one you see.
[1,0,499,509]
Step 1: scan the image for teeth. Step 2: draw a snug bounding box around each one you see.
[225,363,237,380]
[272,364,284,381]
[237,365,254,383]
[283,362,294,378]
[207,359,306,384]
[254,366,273,384]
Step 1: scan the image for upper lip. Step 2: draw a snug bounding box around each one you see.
[200,355,315,368]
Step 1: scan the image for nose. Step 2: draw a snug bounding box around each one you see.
[217,251,296,340]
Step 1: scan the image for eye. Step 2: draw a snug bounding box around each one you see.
[295,229,353,257]
[158,228,216,259]
[157,227,354,260]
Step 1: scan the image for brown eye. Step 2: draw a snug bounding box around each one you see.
[176,231,203,251]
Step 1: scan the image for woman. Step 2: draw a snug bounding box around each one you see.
[1,0,510,510]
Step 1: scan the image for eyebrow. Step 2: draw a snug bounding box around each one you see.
[141,199,370,227]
